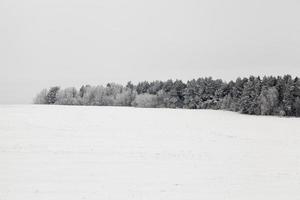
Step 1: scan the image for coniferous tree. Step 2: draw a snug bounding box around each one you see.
[46,86,60,104]
[239,77,256,114]
[281,75,294,116]
[231,77,247,111]
[183,79,198,109]
[136,81,150,94]
[162,79,173,93]
[167,80,186,108]
[294,97,300,117]
[148,81,163,95]
[126,81,134,90]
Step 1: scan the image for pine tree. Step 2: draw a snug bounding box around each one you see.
[46,86,60,104]
[136,81,150,94]
[282,75,294,116]
[231,77,247,111]
[183,79,198,109]
[239,77,257,114]
[148,81,163,95]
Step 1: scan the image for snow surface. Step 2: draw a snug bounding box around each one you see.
[1,105,300,200]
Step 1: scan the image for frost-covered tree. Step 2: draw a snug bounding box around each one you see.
[238,76,261,114]
[115,88,136,106]
[56,87,79,105]
[79,85,90,98]
[81,86,96,105]
[220,94,233,110]
[156,89,169,108]
[132,93,158,108]
[106,83,123,98]
[93,86,107,105]
[259,86,279,115]
[33,88,48,104]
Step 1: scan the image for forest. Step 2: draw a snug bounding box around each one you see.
[34,75,300,117]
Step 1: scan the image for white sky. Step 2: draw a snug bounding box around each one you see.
[0,0,299,103]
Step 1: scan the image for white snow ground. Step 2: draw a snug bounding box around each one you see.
[0,105,300,200]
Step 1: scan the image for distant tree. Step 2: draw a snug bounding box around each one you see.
[106,83,123,98]
[115,88,136,106]
[231,77,247,111]
[132,93,158,108]
[203,78,222,100]
[156,90,169,108]
[253,77,262,115]
[93,86,108,105]
[238,76,261,114]
[293,78,300,116]
[166,80,186,108]
[162,79,173,93]
[261,76,277,87]
[215,82,230,100]
[183,79,199,109]
[136,81,150,94]
[259,86,279,115]
[293,77,300,97]
[294,97,300,117]
[126,81,134,90]
[220,94,233,110]
[79,85,90,98]
[33,88,48,104]
[282,75,294,116]
[56,87,79,105]
[82,86,97,105]
[148,81,163,95]
[46,86,60,104]
[239,77,255,114]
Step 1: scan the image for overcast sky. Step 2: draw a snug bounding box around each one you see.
[0,0,299,104]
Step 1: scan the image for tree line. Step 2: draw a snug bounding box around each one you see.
[34,75,300,117]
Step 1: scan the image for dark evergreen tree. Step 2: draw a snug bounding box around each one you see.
[136,81,150,94]
[46,86,60,104]
[162,79,173,93]
[239,76,257,114]
[282,75,294,116]
[294,97,300,117]
[126,81,134,90]
[231,77,247,111]
[148,81,163,95]
[183,79,196,109]
[166,80,186,108]
[79,85,90,98]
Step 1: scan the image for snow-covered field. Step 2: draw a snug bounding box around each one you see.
[0,105,300,200]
